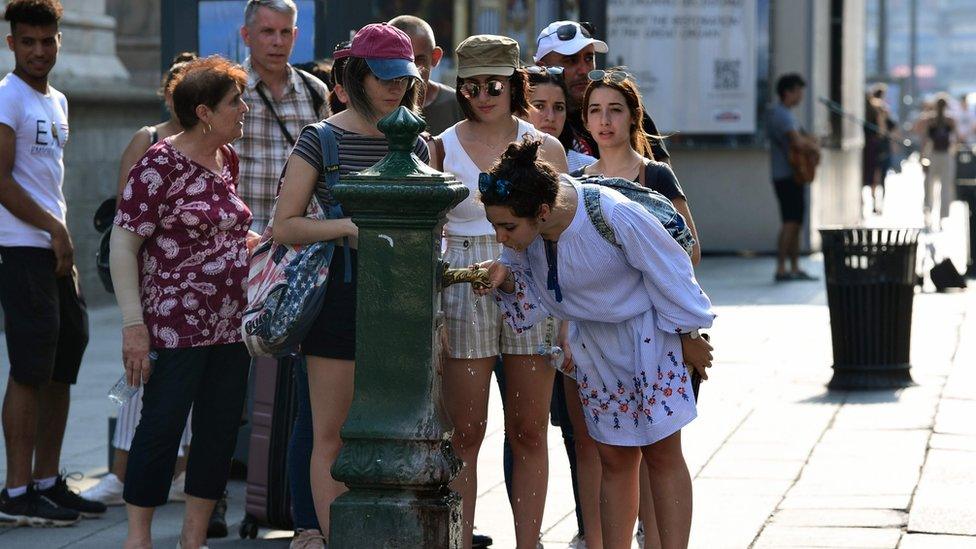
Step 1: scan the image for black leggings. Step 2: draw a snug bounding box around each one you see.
[124,342,250,507]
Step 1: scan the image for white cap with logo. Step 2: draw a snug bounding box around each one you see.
[533,21,609,62]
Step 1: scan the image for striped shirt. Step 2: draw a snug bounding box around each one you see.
[237,58,330,232]
[292,122,430,215]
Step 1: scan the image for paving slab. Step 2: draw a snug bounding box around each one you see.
[689,493,780,549]
[899,533,976,548]
[753,525,902,548]
[770,508,907,528]
[778,493,914,511]
[908,449,976,536]
[929,433,976,452]
[934,398,976,437]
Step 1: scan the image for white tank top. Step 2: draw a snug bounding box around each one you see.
[440,118,541,236]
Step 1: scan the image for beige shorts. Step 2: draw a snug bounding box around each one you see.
[441,235,551,359]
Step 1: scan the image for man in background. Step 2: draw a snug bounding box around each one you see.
[389,15,462,135]
[768,73,819,281]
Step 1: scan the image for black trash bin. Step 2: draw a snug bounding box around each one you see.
[820,227,920,390]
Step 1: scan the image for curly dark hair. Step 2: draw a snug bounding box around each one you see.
[4,0,62,31]
[457,69,531,121]
[480,138,559,219]
[168,55,248,130]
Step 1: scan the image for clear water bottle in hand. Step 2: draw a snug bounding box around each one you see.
[536,344,574,379]
[107,351,156,406]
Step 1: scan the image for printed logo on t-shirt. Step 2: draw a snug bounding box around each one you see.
[31,117,68,157]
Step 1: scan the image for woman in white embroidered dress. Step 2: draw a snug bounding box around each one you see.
[474,139,715,549]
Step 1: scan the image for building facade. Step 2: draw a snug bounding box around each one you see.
[0,0,867,308]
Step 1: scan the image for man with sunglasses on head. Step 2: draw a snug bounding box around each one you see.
[534,20,670,163]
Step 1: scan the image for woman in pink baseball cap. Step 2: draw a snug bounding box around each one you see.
[270,22,429,540]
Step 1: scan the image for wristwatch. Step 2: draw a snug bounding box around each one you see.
[681,329,701,339]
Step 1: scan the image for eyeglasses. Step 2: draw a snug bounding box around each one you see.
[377,76,409,88]
[525,65,565,77]
[540,22,594,42]
[587,68,633,84]
[460,80,506,100]
[478,173,512,199]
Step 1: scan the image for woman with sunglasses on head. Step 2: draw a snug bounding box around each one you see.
[475,138,714,549]
[574,69,701,266]
[271,23,429,541]
[571,69,706,548]
[431,35,568,549]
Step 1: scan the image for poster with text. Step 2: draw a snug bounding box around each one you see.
[607,0,758,134]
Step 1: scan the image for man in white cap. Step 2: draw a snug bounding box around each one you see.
[534,20,670,163]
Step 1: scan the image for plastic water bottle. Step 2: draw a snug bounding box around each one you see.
[107,351,156,406]
[536,344,574,379]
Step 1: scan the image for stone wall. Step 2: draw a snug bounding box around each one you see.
[106,0,161,89]
[64,91,161,306]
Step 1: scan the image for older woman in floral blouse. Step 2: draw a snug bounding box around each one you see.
[110,55,252,549]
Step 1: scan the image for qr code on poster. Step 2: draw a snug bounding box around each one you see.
[714,59,740,90]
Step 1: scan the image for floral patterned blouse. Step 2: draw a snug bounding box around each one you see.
[114,138,252,349]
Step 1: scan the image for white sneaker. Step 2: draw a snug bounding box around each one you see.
[168,471,187,502]
[568,532,587,549]
[78,473,124,506]
[636,520,646,547]
[290,528,327,549]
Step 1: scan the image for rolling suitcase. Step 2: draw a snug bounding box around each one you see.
[239,354,299,539]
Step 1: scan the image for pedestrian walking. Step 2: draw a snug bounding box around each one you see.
[863,85,896,214]
[0,0,106,527]
[270,22,428,542]
[430,34,568,549]
[80,51,198,509]
[389,15,463,135]
[919,94,960,230]
[767,73,819,281]
[475,138,715,549]
[110,55,253,549]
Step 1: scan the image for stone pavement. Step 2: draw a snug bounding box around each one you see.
[1,164,974,548]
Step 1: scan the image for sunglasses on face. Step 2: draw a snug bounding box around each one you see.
[377,76,410,88]
[587,68,632,83]
[541,22,594,42]
[460,80,506,99]
[525,65,565,77]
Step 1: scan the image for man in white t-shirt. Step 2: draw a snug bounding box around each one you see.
[0,0,105,526]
